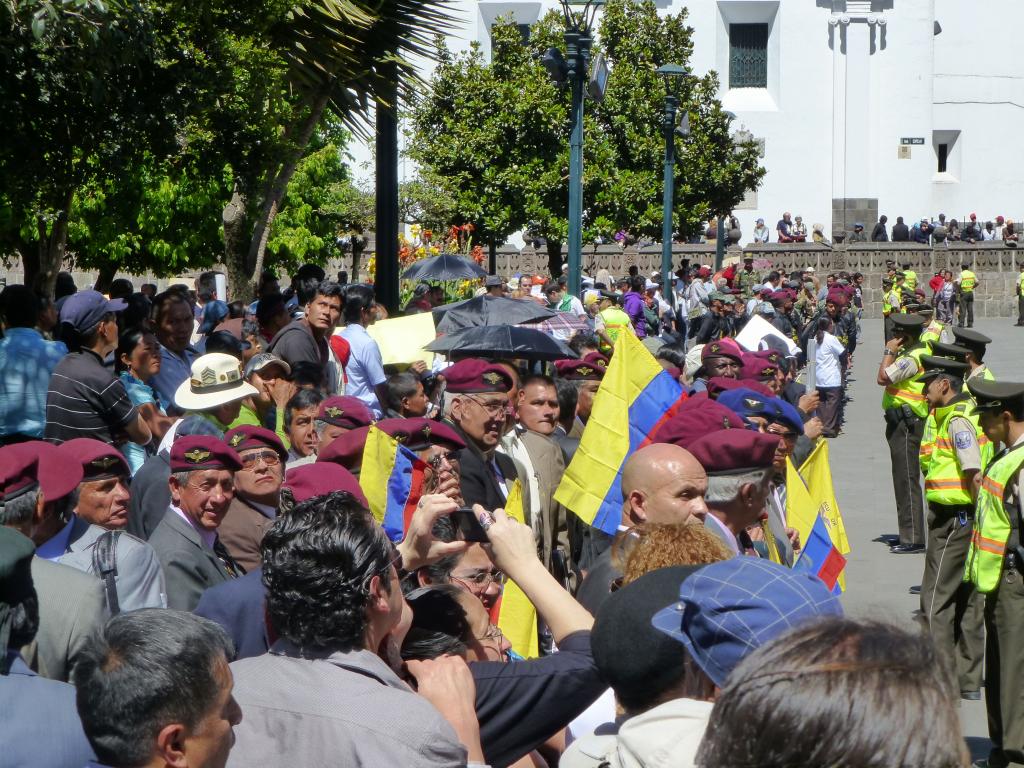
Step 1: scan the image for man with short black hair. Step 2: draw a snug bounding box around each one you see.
[385,371,430,418]
[0,284,67,441]
[339,283,387,417]
[45,291,151,447]
[74,609,241,768]
[229,491,486,767]
[268,280,344,392]
[283,389,324,465]
[483,275,506,298]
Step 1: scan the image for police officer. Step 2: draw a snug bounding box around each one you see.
[953,327,996,383]
[878,313,931,553]
[957,262,978,328]
[882,276,899,342]
[964,380,1024,768]
[917,355,989,699]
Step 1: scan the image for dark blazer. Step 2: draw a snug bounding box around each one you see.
[451,423,519,511]
[195,568,270,660]
[147,509,237,611]
[127,451,171,540]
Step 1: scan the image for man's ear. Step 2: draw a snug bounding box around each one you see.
[155,722,188,768]
[367,574,390,613]
[626,490,647,525]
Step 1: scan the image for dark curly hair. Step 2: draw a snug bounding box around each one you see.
[261,490,393,652]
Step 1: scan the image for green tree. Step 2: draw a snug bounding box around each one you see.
[406,1,765,276]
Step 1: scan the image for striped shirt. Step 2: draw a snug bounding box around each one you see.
[44,349,138,444]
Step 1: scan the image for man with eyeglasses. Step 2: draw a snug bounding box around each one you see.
[375,417,466,504]
[443,359,523,512]
[148,435,246,610]
[218,426,288,572]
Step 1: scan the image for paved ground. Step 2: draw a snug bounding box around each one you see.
[833,318,1024,761]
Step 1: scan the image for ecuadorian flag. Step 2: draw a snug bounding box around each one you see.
[554,330,687,535]
[794,514,846,595]
[359,426,428,542]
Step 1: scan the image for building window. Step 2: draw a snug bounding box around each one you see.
[516,23,530,43]
[729,23,768,89]
[937,143,949,173]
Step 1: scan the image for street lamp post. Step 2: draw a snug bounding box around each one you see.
[545,0,605,298]
[657,64,688,310]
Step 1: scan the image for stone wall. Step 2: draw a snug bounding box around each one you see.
[3,242,1021,320]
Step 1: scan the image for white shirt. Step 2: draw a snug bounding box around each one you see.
[815,331,846,388]
[338,324,387,418]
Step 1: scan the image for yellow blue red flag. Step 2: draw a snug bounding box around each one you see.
[554,331,687,535]
[359,426,428,542]
[494,480,540,659]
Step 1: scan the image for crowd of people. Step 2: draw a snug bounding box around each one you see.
[0,256,1019,768]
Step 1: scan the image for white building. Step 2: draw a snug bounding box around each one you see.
[353,0,1024,241]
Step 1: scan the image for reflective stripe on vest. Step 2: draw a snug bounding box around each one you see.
[965,445,1024,593]
[920,412,937,474]
[882,345,929,418]
[924,401,984,505]
[960,270,977,292]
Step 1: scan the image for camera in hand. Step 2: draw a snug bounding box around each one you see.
[452,507,489,543]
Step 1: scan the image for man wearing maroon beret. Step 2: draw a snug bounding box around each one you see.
[375,417,466,503]
[147,436,245,610]
[686,430,779,556]
[288,395,375,470]
[554,358,604,439]
[38,438,166,614]
[442,359,523,512]
[692,338,744,394]
[219,426,289,572]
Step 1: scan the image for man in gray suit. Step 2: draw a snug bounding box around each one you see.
[148,435,245,610]
[0,526,97,767]
[33,439,166,614]
[0,440,106,682]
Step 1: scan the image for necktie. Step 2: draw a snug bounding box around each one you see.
[213,538,245,578]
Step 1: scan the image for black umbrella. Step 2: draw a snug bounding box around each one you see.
[426,325,577,362]
[401,253,488,282]
[435,295,555,334]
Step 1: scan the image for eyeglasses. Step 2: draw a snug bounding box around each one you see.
[451,569,505,589]
[766,427,799,441]
[476,624,505,643]
[239,450,282,469]
[427,451,460,470]
[467,396,508,418]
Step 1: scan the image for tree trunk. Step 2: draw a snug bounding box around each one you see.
[222,190,252,301]
[93,261,118,294]
[351,239,364,282]
[546,241,563,279]
[33,189,74,298]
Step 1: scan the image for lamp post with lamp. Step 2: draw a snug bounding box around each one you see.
[541,0,607,298]
[657,63,688,309]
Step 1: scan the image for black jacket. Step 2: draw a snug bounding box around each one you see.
[892,222,910,241]
[451,423,520,510]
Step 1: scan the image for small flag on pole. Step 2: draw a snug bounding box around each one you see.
[794,515,847,595]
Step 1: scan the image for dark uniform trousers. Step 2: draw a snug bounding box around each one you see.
[885,408,926,546]
[985,546,1024,768]
[959,292,975,328]
[919,503,984,693]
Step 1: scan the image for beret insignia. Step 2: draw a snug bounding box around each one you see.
[394,432,409,444]
[184,448,211,464]
[761,367,775,377]
[90,456,119,470]
[578,366,594,376]
[229,433,245,447]
[743,397,762,410]
[709,343,720,353]
[422,423,432,439]
[483,372,503,385]
[325,406,344,418]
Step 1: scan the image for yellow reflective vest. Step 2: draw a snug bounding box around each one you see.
[903,270,918,291]
[924,398,992,506]
[599,307,632,352]
[921,319,944,344]
[960,270,977,293]
[965,444,1024,593]
[882,344,930,418]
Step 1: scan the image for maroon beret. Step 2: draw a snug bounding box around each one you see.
[582,351,609,369]
[317,425,371,471]
[224,425,287,460]
[554,359,605,381]
[652,400,744,450]
[443,359,514,394]
[826,290,848,308]
[170,436,242,473]
[58,438,129,481]
[701,338,744,364]
[0,442,83,502]
[753,349,785,367]
[687,429,780,475]
[284,462,367,507]
[374,418,466,452]
[317,396,374,430]
[706,376,775,399]
[740,355,779,382]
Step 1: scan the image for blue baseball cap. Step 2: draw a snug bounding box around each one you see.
[58,290,127,333]
[651,558,842,686]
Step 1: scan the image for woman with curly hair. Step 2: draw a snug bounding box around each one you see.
[617,523,731,587]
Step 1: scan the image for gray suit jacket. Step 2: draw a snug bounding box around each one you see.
[21,557,106,682]
[56,516,167,613]
[148,509,235,611]
[0,652,96,767]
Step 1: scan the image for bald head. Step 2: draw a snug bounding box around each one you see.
[621,443,709,527]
